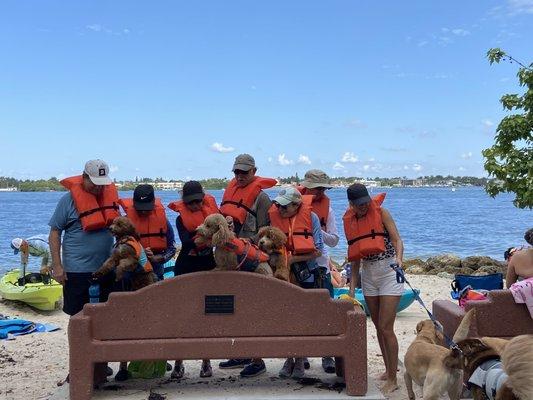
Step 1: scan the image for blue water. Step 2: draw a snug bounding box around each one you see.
[0,187,531,274]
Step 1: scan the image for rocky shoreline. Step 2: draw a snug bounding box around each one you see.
[403,254,506,279]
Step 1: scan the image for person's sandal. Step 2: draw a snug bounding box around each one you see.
[200,361,212,378]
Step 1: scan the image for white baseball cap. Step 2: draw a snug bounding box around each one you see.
[11,238,23,254]
[273,187,302,206]
[84,159,112,185]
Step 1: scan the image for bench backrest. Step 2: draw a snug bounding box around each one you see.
[82,271,354,340]
[466,290,533,338]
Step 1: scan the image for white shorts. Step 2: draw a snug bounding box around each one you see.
[361,257,404,297]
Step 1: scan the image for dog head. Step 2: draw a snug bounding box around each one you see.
[456,337,508,376]
[414,319,445,345]
[196,214,235,246]
[109,216,139,239]
[257,226,287,253]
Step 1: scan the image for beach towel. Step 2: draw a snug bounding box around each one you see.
[0,318,60,340]
[510,277,533,319]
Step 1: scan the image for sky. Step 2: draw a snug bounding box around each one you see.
[0,1,532,181]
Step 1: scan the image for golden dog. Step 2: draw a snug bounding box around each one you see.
[403,310,475,400]
[257,226,290,281]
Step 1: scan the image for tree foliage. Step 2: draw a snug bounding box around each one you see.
[483,48,533,208]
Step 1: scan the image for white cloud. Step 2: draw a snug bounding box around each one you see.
[123,28,130,34]
[458,166,466,171]
[368,157,375,162]
[482,119,494,127]
[86,24,102,32]
[507,0,533,15]
[417,40,429,47]
[297,154,311,165]
[452,28,470,36]
[277,154,294,166]
[210,142,235,153]
[341,152,358,163]
[333,162,345,170]
[267,157,273,163]
[363,165,370,171]
[86,24,131,35]
[461,151,473,159]
[403,165,410,170]
[413,164,423,172]
[344,119,367,129]
[109,165,119,173]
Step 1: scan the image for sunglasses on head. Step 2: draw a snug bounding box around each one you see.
[233,169,250,176]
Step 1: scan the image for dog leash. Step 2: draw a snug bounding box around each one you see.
[390,263,462,352]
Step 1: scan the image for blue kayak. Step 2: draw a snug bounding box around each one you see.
[334,287,419,315]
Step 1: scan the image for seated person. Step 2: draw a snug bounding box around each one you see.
[505,228,533,288]
[330,261,347,288]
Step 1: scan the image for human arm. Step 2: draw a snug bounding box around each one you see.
[381,208,404,268]
[322,208,339,247]
[255,191,272,230]
[49,228,66,284]
[349,260,360,297]
[506,258,519,288]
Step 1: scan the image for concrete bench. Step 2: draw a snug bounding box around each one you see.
[432,290,533,340]
[68,271,367,400]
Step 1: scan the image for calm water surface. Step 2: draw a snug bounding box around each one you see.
[0,187,531,274]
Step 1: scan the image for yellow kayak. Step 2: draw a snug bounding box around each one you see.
[0,269,62,311]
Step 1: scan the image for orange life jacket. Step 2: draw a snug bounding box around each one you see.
[118,198,168,252]
[220,176,277,224]
[268,195,316,255]
[119,236,153,273]
[297,186,330,228]
[343,193,388,261]
[60,175,120,231]
[168,194,220,233]
[223,237,270,267]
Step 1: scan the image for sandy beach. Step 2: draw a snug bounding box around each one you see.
[0,274,456,400]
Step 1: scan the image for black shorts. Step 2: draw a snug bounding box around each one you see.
[63,272,119,316]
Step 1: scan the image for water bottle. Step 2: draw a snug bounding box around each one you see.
[89,282,100,303]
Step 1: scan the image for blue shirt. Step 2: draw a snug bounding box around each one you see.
[48,192,113,273]
[302,212,324,283]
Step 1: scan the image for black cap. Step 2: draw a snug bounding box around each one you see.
[133,184,155,211]
[347,183,371,205]
[182,181,205,203]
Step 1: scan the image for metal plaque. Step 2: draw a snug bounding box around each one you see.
[205,295,235,314]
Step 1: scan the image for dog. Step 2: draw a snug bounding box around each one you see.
[257,226,290,281]
[457,334,533,400]
[194,214,274,276]
[93,216,158,382]
[403,309,476,400]
[93,216,157,290]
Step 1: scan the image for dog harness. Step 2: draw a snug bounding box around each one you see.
[117,236,153,274]
[223,238,270,269]
[468,359,508,400]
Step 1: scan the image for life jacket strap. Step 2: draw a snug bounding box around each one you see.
[139,228,166,238]
[347,230,388,245]
[220,200,257,218]
[78,203,119,219]
[293,229,312,239]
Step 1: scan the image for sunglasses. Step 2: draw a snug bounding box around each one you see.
[233,169,250,176]
[186,199,202,206]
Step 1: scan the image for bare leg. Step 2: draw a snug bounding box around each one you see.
[365,296,388,380]
[377,295,401,393]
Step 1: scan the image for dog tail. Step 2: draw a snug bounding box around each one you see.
[452,308,475,343]
[500,334,533,400]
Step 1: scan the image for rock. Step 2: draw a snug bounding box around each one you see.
[461,256,505,271]
[405,265,427,275]
[442,266,463,275]
[403,258,426,269]
[426,254,461,271]
[437,272,455,280]
[459,267,475,275]
[473,265,506,275]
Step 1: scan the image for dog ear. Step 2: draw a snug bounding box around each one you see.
[416,320,424,333]
[480,337,509,356]
[257,226,267,238]
[273,228,287,247]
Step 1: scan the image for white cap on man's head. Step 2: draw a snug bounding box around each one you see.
[84,159,112,185]
[273,187,302,206]
[11,238,23,254]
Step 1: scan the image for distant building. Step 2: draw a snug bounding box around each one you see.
[153,181,184,190]
[0,186,18,192]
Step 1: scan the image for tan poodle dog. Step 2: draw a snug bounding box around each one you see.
[93,216,157,290]
[195,214,273,275]
[257,226,290,281]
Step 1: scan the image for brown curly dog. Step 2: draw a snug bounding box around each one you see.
[257,226,289,281]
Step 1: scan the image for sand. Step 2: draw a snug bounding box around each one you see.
[0,274,453,400]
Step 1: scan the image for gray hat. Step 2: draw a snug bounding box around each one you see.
[84,159,112,185]
[273,187,302,206]
[232,153,256,172]
[301,169,333,189]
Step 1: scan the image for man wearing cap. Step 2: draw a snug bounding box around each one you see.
[299,169,339,374]
[118,184,176,281]
[49,159,120,384]
[268,187,324,379]
[218,154,277,376]
[11,235,51,279]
